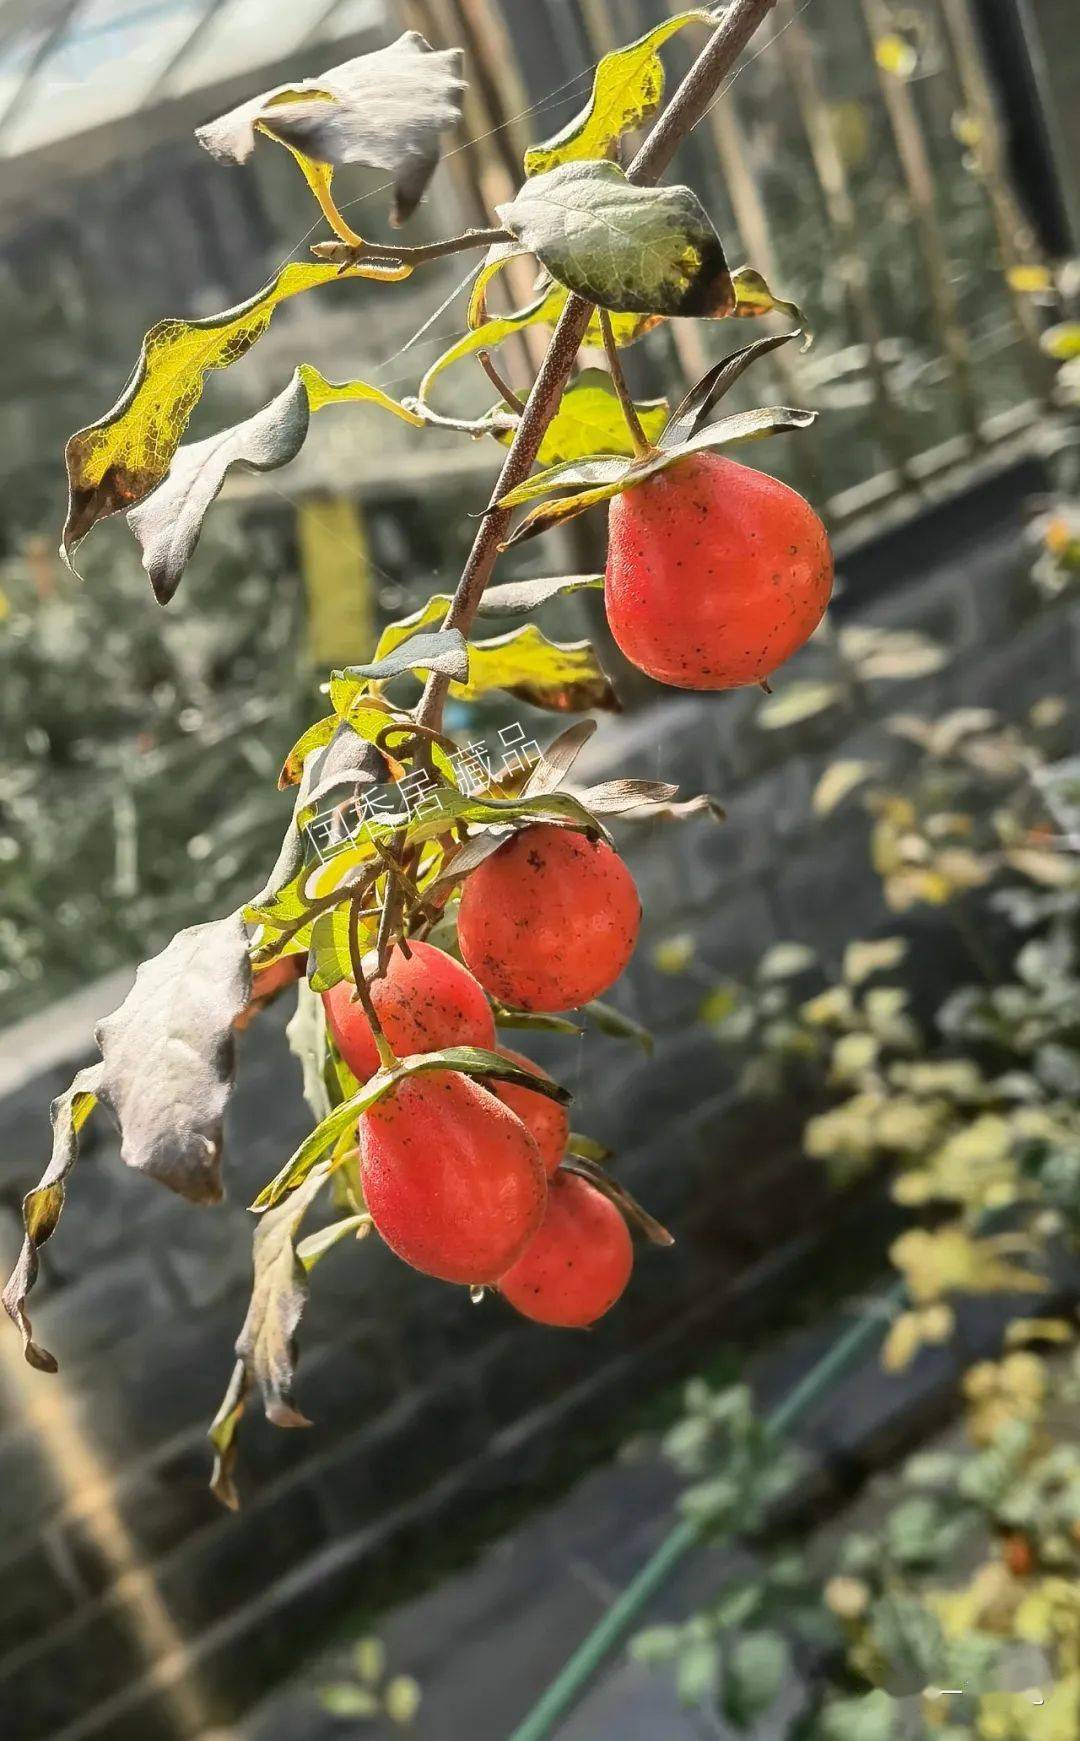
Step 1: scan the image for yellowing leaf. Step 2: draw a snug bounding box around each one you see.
[843,936,907,985]
[63,261,407,562]
[1006,264,1053,294]
[524,10,712,176]
[731,265,805,328]
[882,1305,953,1372]
[463,626,619,712]
[874,33,918,78]
[757,681,844,730]
[813,759,877,816]
[963,1351,1047,1444]
[891,1226,1048,1306]
[1041,323,1080,362]
[495,368,668,465]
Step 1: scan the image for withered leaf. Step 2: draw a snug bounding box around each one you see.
[209,1161,332,1509]
[196,33,466,226]
[95,913,252,1204]
[1,1066,103,1372]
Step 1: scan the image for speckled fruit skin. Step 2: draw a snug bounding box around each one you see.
[485,1045,569,1177]
[359,1071,546,1284]
[322,940,494,1081]
[457,824,641,1012]
[604,451,833,690]
[498,1172,633,1328]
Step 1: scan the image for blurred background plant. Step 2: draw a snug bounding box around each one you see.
[639,681,1080,1737]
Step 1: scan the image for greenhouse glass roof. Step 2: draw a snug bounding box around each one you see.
[0,0,386,156]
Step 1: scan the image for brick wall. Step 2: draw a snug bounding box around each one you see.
[1,455,1077,1741]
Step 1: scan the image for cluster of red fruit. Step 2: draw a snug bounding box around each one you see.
[324,825,642,1328]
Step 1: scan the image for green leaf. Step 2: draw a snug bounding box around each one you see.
[296,1213,370,1269]
[1,1066,102,1373]
[584,1000,654,1052]
[385,1676,422,1725]
[253,1045,572,1209]
[819,1691,897,1741]
[338,628,470,689]
[477,574,604,617]
[497,161,733,318]
[319,1684,379,1718]
[308,904,363,994]
[196,32,466,226]
[496,368,668,465]
[662,330,803,448]
[286,980,332,1124]
[723,1631,790,1726]
[63,261,403,565]
[93,913,251,1204]
[524,11,713,175]
[492,1005,584,1035]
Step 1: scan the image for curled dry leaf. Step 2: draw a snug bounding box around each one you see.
[95,912,252,1204]
[128,366,423,603]
[2,1066,103,1372]
[209,1161,332,1510]
[196,33,466,226]
[496,161,733,319]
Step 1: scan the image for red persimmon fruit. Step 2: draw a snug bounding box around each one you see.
[457,824,640,1011]
[604,451,833,690]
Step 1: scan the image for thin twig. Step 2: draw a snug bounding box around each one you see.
[598,309,654,459]
[416,0,782,735]
[312,225,512,268]
[478,349,526,414]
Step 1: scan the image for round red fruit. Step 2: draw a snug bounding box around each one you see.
[485,1045,569,1176]
[359,1071,546,1284]
[323,940,494,1079]
[498,1171,633,1328]
[457,824,640,1011]
[604,451,833,690]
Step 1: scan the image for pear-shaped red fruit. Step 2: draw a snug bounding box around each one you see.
[323,940,494,1079]
[359,1071,546,1283]
[499,1171,633,1327]
[604,452,833,690]
[457,824,640,1011]
[485,1045,569,1177]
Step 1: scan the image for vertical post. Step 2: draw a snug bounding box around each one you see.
[859,0,985,450]
[940,0,1054,399]
[777,0,918,491]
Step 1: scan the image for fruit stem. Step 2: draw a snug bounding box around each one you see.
[348,895,397,1069]
[597,309,656,461]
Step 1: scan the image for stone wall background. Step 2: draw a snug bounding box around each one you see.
[1,456,1077,1741]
